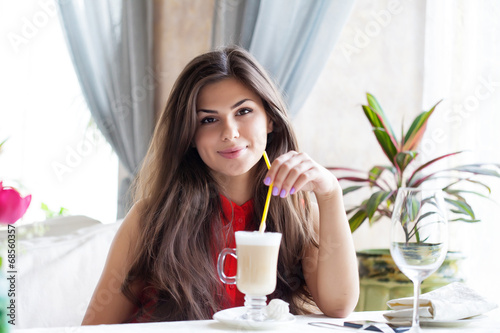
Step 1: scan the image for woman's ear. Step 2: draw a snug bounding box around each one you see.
[267,119,273,134]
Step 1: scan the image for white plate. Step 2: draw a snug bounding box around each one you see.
[213,306,295,330]
[420,315,487,327]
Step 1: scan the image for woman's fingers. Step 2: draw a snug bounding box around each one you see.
[264,151,321,198]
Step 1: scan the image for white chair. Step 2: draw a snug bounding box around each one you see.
[11,215,122,328]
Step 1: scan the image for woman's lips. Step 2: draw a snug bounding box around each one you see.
[218,146,247,159]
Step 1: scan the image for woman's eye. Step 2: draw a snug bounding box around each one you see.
[201,117,217,124]
[237,108,252,116]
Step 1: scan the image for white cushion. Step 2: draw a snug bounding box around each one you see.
[16,216,122,328]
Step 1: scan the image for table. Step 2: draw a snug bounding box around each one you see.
[13,311,500,333]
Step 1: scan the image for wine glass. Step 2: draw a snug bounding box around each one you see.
[390,187,448,332]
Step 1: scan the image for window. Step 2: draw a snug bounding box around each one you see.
[0,0,118,224]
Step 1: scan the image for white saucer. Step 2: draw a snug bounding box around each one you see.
[213,306,296,330]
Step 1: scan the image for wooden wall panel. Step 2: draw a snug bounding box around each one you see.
[153,0,216,120]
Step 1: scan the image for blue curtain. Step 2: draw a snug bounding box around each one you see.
[57,0,154,218]
[212,0,355,116]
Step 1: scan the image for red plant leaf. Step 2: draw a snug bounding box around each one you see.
[401,100,441,151]
[366,93,398,142]
[407,151,465,185]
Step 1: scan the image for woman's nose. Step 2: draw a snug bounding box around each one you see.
[221,119,239,141]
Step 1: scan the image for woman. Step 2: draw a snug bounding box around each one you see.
[82,46,359,324]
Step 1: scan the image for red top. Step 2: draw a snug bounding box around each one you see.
[128,195,255,322]
[219,194,255,309]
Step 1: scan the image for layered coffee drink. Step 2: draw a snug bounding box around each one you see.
[235,231,282,296]
[217,231,282,321]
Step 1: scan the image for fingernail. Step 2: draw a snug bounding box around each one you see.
[280,189,287,198]
[290,187,296,195]
[272,187,279,196]
[264,177,271,186]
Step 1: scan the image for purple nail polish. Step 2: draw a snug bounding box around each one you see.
[264,177,271,185]
[280,189,287,198]
[290,187,296,195]
[272,187,279,196]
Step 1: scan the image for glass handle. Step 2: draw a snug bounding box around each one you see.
[217,248,236,284]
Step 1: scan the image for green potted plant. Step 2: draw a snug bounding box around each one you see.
[328,93,500,310]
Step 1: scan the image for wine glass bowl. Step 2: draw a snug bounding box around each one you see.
[390,188,448,332]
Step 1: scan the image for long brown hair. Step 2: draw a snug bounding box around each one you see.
[124,46,318,322]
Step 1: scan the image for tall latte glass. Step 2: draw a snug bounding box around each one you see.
[217,231,282,321]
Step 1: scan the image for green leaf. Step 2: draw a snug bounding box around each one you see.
[362,104,383,128]
[466,179,492,195]
[448,164,500,178]
[366,191,392,221]
[342,186,364,195]
[445,198,475,219]
[370,214,384,224]
[366,93,398,140]
[395,151,418,174]
[368,166,384,182]
[405,193,421,222]
[449,218,481,223]
[349,209,368,233]
[416,211,435,224]
[373,128,399,164]
[40,202,69,218]
[58,207,69,215]
[363,95,400,156]
[444,188,490,200]
[41,202,55,218]
[401,100,441,151]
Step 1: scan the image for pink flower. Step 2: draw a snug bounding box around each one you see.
[0,181,31,224]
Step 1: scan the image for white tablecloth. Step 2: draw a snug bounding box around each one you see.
[12,311,500,333]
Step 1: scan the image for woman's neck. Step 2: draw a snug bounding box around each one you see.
[214,171,254,206]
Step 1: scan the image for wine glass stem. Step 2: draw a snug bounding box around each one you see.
[411,278,421,329]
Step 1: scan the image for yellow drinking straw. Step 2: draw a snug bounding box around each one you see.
[259,152,273,233]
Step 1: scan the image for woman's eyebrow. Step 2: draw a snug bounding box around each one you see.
[196,109,217,114]
[231,98,251,109]
[197,99,252,114]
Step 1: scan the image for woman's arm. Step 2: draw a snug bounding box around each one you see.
[264,151,359,317]
[303,189,359,317]
[81,204,145,325]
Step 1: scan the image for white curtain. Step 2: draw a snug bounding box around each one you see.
[423,0,500,309]
[212,0,355,116]
[57,0,155,218]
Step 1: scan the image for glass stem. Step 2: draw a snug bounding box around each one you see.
[244,295,267,321]
[412,278,421,329]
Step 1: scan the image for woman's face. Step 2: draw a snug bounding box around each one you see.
[194,78,273,180]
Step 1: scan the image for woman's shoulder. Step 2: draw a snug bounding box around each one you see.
[116,201,146,245]
[123,201,143,225]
